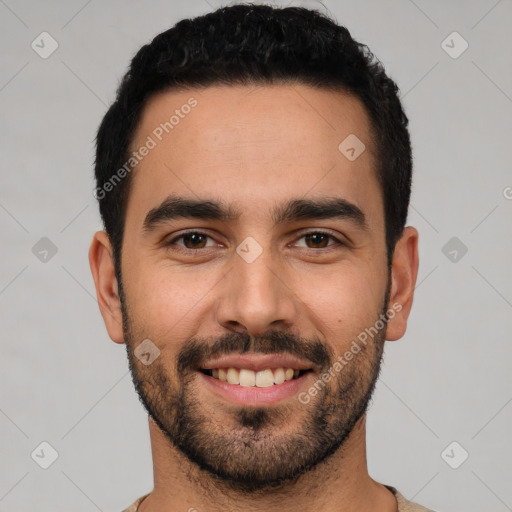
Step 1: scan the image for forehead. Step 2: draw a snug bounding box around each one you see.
[126,84,381,229]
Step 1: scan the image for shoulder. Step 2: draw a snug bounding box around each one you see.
[384,485,437,512]
[120,492,151,512]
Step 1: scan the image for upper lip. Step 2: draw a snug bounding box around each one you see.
[200,353,314,372]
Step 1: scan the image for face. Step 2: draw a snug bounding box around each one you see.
[91,84,417,492]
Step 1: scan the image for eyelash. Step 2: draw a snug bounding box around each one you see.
[165,230,344,253]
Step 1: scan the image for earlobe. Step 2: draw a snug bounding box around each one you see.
[386,226,419,341]
[88,231,125,344]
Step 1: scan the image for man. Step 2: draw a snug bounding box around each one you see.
[89,3,434,511]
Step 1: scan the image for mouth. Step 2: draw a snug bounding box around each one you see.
[196,353,317,405]
[198,367,313,387]
[197,365,315,406]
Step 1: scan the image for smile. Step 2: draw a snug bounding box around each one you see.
[199,367,312,387]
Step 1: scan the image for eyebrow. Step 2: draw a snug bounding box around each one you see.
[141,194,368,233]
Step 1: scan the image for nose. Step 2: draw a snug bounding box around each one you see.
[214,239,298,336]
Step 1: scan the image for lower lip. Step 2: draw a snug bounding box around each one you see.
[197,371,311,406]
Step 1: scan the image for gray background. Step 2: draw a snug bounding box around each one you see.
[1,0,511,510]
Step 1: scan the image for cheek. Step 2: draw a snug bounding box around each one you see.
[295,262,384,340]
[125,261,217,338]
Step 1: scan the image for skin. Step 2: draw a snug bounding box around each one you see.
[89,84,419,512]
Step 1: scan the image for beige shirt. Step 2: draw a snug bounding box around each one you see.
[121,484,436,511]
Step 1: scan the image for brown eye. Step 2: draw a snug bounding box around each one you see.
[295,231,341,249]
[166,231,216,250]
[181,233,208,249]
[304,233,330,248]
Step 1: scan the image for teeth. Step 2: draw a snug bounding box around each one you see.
[240,368,255,387]
[227,367,240,385]
[255,369,274,387]
[273,367,285,385]
[207,367,305,387]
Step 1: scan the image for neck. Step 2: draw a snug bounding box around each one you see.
[138,414,397,512]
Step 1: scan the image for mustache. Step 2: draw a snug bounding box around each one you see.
[177,330,333,374]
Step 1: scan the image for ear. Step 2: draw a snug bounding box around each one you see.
[386,226,419,341]
[88,231,125,344]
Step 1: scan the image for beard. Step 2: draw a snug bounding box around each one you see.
[120,278,390,494]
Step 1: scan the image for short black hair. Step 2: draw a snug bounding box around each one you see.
[94,3,412,282]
